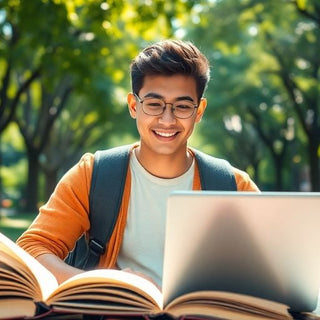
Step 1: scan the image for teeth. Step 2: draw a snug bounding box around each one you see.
[155,131,176,137]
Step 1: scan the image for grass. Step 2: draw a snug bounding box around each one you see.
[0,211,37,241]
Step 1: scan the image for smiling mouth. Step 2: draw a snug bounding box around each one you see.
[154,130,178,137]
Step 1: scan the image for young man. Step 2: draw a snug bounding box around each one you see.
[17,40,259,286]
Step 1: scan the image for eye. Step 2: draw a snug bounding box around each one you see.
[175,103,194,110]
[144,98,163,107]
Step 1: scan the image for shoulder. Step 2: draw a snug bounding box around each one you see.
[191,148,236,190]
[93,144,137,161]
[75,143,136,175]
[191,148,234,172]
[62,152,95,182]
[50,153,95,202]
[232,167,260,192]
[190,148,259,192]
[78,152,95,169]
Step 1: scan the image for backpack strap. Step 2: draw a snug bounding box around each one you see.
[193,149,237,191]
[65,145,131,270]
[84,145,131,269]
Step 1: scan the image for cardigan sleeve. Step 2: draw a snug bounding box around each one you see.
[233,167,260,191]
[17,153,94,260]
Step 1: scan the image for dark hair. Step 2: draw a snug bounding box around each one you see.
[130,40,210,101]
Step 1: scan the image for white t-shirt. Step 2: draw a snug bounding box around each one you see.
[117,151,194,286]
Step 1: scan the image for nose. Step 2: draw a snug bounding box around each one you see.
[159,104,176,124]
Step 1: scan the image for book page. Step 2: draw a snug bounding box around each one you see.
[0,232,58,300]
[46,269,163,311]
[0,299,36,319]
[165,291,292,320]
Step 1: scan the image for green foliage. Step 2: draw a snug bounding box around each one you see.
[0,0,319,208]
[1,124,26,199]
[0,0,198,206]
[180,0,319,190]
[1,158,26,197]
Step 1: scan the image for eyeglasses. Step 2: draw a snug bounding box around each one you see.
[134,93,198,119]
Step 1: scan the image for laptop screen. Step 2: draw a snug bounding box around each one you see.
[162,191,320,312]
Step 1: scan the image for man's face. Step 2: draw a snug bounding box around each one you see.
[127,74,207,159]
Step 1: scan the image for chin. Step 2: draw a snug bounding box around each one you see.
[151,145,182,157]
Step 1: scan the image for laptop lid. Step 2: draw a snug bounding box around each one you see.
[162,191,320,312]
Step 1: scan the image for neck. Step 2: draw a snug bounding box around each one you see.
[133,146,193,179]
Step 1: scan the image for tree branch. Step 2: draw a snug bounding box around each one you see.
[0,68,41,133]
[292,0,320,28]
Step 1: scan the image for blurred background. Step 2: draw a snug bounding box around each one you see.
[0,0,319,239]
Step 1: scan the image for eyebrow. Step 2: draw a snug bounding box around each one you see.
[142,92,195,103]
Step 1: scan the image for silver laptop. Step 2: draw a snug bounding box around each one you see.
[162,191,320,312]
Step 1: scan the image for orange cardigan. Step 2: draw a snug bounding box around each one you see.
[17,148,259,269]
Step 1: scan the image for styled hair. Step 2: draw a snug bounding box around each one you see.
[130,40,210,101]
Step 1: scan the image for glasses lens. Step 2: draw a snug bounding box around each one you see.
[172,101,196,119]
[141,98,165,116]
[140,97,196,119]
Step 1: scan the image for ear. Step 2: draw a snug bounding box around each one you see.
[195,98,207,123]
[127,93,137,119]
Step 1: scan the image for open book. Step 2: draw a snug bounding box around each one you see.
[0,232,319,320]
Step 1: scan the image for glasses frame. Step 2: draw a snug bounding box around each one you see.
[133,93,199,119]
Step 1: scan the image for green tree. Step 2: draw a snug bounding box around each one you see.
[248,0,320,190]
[40,90,118,201]
[1,0,126,210]
[181,0,319,191]
[16,76,73,210]
[1,0,197,211]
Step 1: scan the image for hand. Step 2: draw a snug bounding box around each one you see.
[37,253,84,284]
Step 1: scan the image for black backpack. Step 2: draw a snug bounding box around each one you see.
[65,144,237,269]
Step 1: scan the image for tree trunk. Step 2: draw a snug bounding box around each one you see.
[308,137,320,191]
[23,149,40,213]
[274,156,283,191]
[44,168,58,202]
[251,161,260,189]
